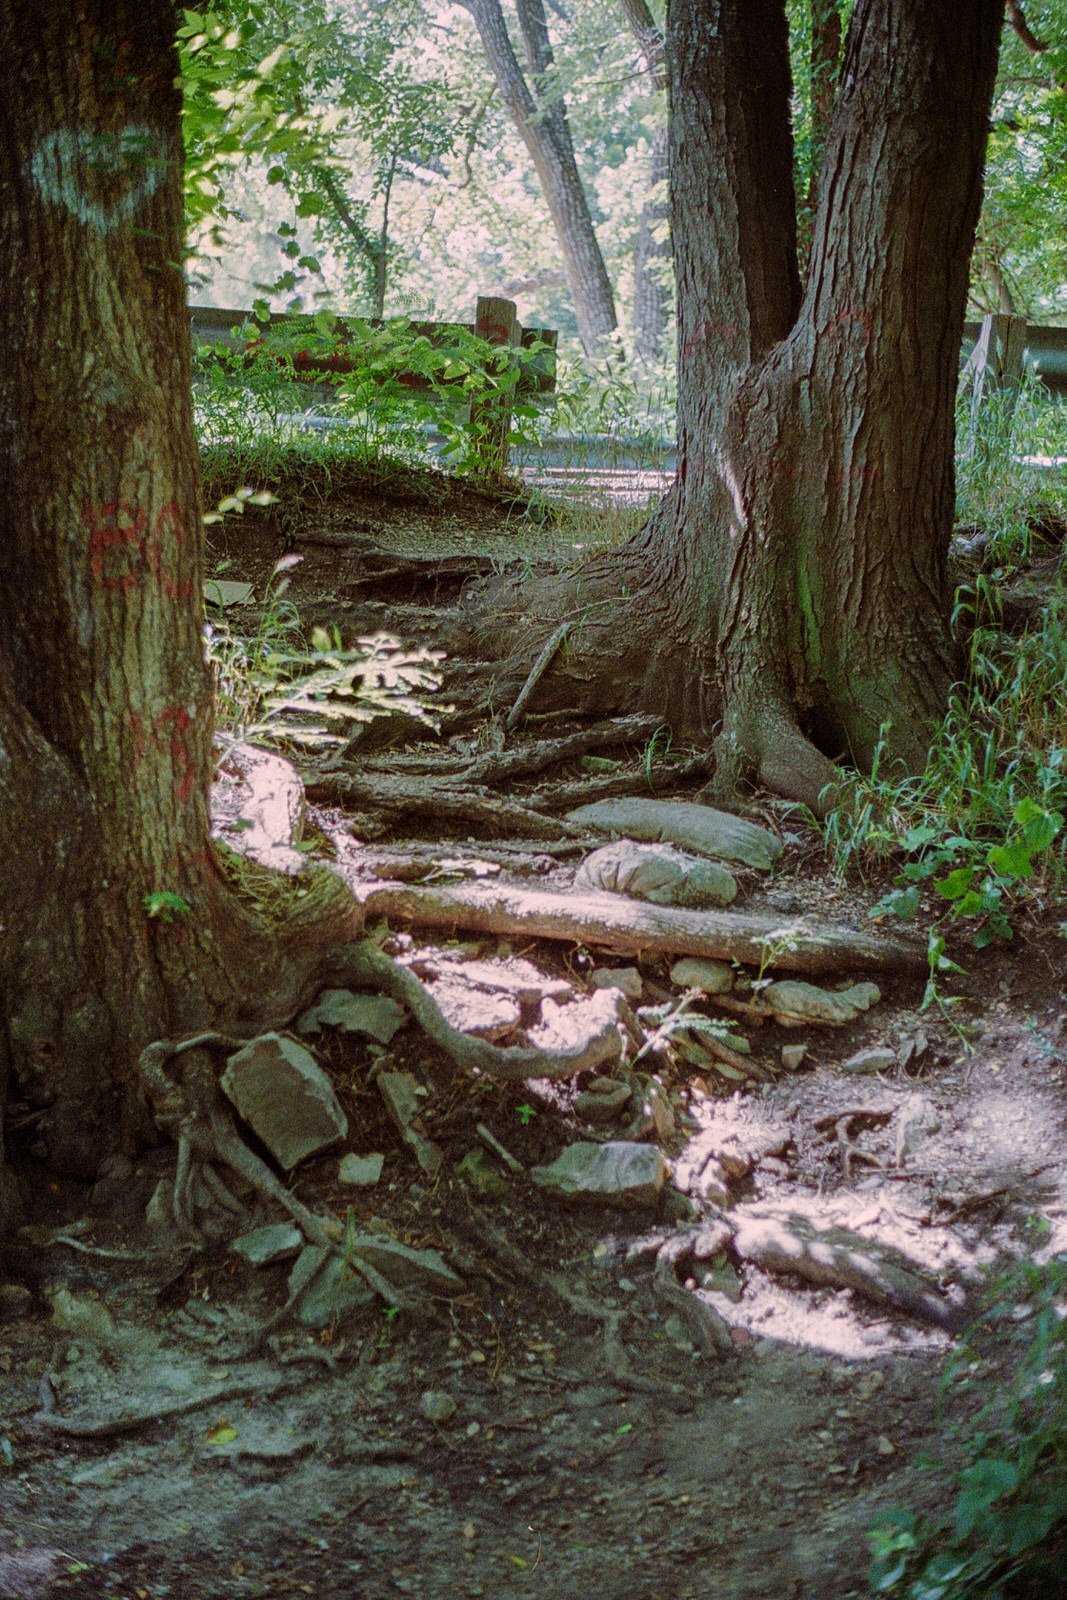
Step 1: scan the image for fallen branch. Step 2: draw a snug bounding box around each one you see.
[368,715,663,783]
[358,880,928,978]
[506,622,572,731]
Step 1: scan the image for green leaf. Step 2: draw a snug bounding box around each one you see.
[987,840,1037,879]
[935,866,976,900]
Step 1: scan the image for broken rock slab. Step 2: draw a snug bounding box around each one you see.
[221,1032,348,1170]
[759,980,881,1026]
[566,798,782,870]
[531,1141,669,1210]
[231,1223,304,1266]
[288,1246,376,1329]
[577,839,737,909]
[297,990,406,1044]
[377,1070,442,1178]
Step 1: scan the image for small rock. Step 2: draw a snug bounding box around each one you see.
[590,966,644,999]
[231,1223,304,1266]
[697,1261,743,1302]
[760,980,881,1026]
[670,957,734,995]
[578,839,737,909]
[0,1283,33,1321]
[221,1032,348,1169]
[420,1390,458,1425]
[781,1042,809,1070]
[531,1141,669,1210]
[47,1287,118,1343]
[842,1046,896,1075]
[456,1148,510,1198]
[338,1152,386,1186]
[574,1077,633,1123]
[297,990,406,1044]
[691,1156,732,1207]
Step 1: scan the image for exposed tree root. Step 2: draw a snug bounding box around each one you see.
[30,1370,298,1439]
[305,769,592,840]
[731,1211,968,1332]
[357,881,928,978]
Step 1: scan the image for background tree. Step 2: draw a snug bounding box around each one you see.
[620,0,672,363]
[454,0,618,356]
[480,0,1004,811]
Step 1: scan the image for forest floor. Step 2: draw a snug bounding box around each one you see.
[1,461,1065,1600]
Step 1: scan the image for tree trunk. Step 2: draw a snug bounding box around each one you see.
[632,123,670,362]
[0,1,356,1180]
[621,0,671,364]
[457,0,618,358]
[476,0,1002,813]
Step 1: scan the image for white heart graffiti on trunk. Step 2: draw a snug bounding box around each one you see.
[29,126,169,233]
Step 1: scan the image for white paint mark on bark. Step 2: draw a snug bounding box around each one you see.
[29,127,168,233]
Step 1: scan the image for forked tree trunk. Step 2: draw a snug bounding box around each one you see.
[0,2,355,1180]
[480,0,1002,813]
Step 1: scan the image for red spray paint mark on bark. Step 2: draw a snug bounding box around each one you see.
[85,500,193,600]
[127,703,197,800]
[86,502,148,591]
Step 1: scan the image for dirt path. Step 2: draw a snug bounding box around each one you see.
[2,467,1064,1600]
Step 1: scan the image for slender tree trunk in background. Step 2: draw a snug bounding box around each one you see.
[621,0,671,363]
[0,1,355,1183]
[479,0,1002,812]
[457,0,618,358]
[632,124,670,362]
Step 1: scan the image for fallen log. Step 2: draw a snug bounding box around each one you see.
[358,880,927,978]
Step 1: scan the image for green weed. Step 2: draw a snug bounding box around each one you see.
[868,1256,1067,1600]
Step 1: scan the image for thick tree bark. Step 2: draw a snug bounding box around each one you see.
[457,0,618,358]
[0,2,356,1179]
[475,0,1002,813]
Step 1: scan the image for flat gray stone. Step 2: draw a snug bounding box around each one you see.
[221,1032,348,1169]
[670,956,734,994]
[590,966,644,999]
[297,990,406,1043]
[531,1141,668,1210]
[781,1042,809,1070]
[231,1223,304,1266]
[566,798,781,870]
[578,839,737,908]
[338,1152,386,1186]
[842,1046,896,1075]
[761,980,881,1026]
[288,1246,375,1328]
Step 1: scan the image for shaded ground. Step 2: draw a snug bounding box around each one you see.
[2,463,1065,1600]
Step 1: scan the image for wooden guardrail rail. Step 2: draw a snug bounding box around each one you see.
[190,295,558,477]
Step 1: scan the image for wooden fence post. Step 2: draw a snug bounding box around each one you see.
[964,311,1027,412]
[471,295,520,479]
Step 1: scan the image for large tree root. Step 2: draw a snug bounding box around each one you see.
[731,1211,968,1332]
[357,881,927,977]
